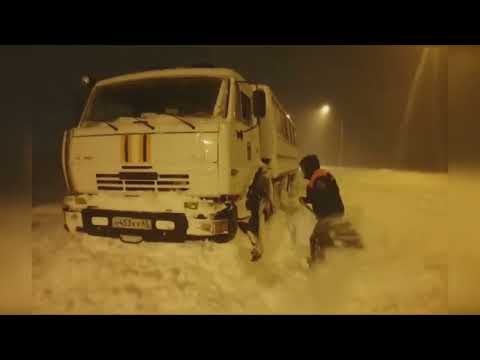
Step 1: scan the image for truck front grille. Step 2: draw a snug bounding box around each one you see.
[96,172,189,192]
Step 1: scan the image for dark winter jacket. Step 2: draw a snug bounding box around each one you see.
[306,169,345,218]
[246,166,270,212]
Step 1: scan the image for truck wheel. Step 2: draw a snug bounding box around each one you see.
[214,204,238,243]
[274,178,287,208]
[287,174,297,197]
[272,180,281,209]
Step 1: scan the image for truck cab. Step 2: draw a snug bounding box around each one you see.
[62,67,298,243]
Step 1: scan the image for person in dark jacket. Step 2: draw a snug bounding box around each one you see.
[299,154,346,265]
[239,159,274,262]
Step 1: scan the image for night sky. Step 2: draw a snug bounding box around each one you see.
[2,46,447,204]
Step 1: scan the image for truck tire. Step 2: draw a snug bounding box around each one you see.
[287,173,297,197]
[272,180,281,209]
[273,177,287,209]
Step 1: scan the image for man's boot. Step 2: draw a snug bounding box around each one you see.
[308,240,325,268]
[250,232,263,262]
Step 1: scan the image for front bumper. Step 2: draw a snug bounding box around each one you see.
[64,207,230,241]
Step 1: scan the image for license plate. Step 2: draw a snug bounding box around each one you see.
[112,217,152,230]
[212,221,229,234]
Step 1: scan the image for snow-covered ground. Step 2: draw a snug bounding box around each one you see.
[0,196,31,314]
[447,169,480,314]
[32,167,452,314]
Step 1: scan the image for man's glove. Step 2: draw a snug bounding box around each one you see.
[263,200,274,221]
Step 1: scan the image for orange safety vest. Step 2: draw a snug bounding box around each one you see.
[307,169,330,189]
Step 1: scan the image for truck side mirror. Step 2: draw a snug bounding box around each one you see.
[253,89,266,119]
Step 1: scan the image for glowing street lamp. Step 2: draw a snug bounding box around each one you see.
[316,103,343,166]
[320,104,331,117]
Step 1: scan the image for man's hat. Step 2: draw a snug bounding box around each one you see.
[300,155,320,179]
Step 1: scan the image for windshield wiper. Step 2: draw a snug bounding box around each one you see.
[133,119,155,130]
[167,114,195,130]
[145,113,195,130]
[101,121,118,131]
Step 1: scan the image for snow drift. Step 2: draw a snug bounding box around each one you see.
[32,167,452,314]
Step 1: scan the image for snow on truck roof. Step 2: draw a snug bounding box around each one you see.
[96,67,246,86]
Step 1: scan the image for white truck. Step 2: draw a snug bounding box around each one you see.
[62,67,298,243]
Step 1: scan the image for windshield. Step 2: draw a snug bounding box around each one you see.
[83,77,227,123]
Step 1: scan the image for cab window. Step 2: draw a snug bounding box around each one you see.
[240,91,252,125]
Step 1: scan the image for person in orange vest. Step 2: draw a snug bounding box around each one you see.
[299,154,346,266]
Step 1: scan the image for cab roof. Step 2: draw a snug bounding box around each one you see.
[96,67,246,86]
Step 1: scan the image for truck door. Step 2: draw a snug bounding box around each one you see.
[230,82,261,195]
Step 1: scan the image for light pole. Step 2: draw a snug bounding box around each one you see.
[338,114,344,167]
[318,104,343,166]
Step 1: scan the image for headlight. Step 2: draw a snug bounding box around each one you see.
[184,201,199,210]
[75,197,87,205]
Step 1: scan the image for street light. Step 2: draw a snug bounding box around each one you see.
[320,104,331,117]
[316,103,343,166]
